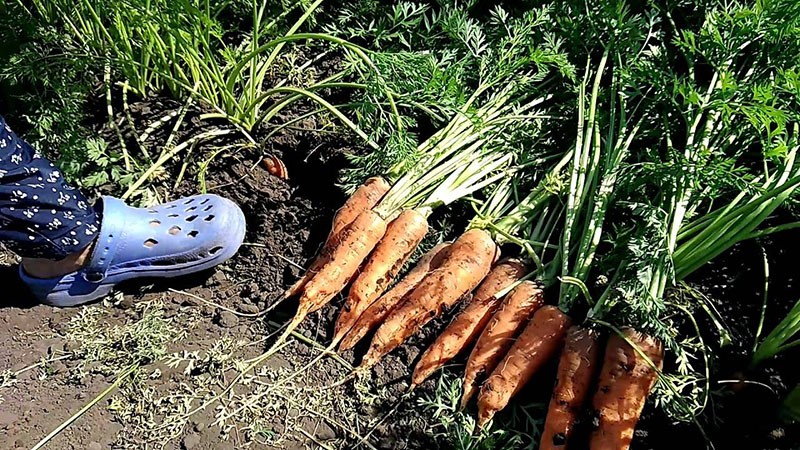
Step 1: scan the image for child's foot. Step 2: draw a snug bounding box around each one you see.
[22,241,95,279]
[20,194,246,306]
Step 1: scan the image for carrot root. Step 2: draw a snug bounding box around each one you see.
[411,258,527,387]
[477,305,572,428]
[461,280,544,409]
[277,209,387,347]
[360,229,498,369]
[589,328,663,450]
[334,209,429,344]
[540,325,601,450]
[284,176,390,299]
[338,242,453,351]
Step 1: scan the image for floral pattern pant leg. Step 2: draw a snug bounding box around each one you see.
[0,115,100,259]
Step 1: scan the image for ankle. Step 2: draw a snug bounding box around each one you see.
[22,243,95,279]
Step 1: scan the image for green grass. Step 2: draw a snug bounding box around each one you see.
[752,298,800,367]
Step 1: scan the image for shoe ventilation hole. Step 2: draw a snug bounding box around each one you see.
[150,255,199,266]
[200,198,210,205]
[209,246,223,255]
[144,239,158,248]
[184,198,194,205]
[168,213,179,218]
[150,219,161,227]
[186,206,197,212]
[203,205,213,211]
[169,226,181,235]
[204,215,215,222]
[186,215,198,222]
[148,210,158,214]
[165,204,176,209]
[188,230,199,238]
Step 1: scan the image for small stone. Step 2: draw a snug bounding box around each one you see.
[118,296,135,309]
[216,310,239,328]
[50,361,66,374]
[87,442,102,450]
[63,340,82,352]
[316,421,336,440]
[246,282,259,296]
[194,421,206,432]
[768,427,785,440]
[237,303,260,314]
[182,433,201,450]
[207,271,226,287]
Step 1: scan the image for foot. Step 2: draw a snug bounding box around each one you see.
[20,194,246,306]
[21,242,95,279]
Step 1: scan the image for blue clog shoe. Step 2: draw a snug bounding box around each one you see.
[20,194,246,306]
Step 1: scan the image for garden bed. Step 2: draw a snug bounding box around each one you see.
[0,93,797,449]
[2,0,800,448]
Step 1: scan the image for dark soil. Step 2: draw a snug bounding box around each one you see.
[1,93,798,450]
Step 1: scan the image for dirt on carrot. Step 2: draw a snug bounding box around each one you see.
[461,279,544,408]
[334,209,429,344]
[477,305,572,428]
[589,328,664,450]
[411,258,527,387]
[540,325,601,450]
[359,229,498,369]
[338,242,453,351]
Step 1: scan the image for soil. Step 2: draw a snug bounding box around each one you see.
[1,93,798,450]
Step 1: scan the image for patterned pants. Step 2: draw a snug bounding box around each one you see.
[0,115,99,259]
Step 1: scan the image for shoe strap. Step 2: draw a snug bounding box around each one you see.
[82,196,127,283]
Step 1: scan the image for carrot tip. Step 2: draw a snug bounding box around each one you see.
[460,384,475,411]
[476,412,493,430]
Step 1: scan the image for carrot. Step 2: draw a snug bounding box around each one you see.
[589,328,663,450]
[411,258,527,387]
[277,209,388,344]
[338,242,452,351]
[477,305,572,428]
[333,209,429,345]
[359,229,498,369]
[461,280,545,408]
[540,326,601,450]
[284,176,390,299]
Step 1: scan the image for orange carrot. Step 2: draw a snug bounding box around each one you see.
[360,229,498,369]
[338,242,452,351]
[284,177,390,299]
[333,209,429,345]
[277,209,387,344]
[477,305,572,428]
[461,280,545,408]
[589,328,663,450]
[540,326,601,450]
[411,259,527,387]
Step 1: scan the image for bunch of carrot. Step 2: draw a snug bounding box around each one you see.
[273,3,800,450]
[406,54,664,450]
[277,73,561,348]
[277,49,668,450]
